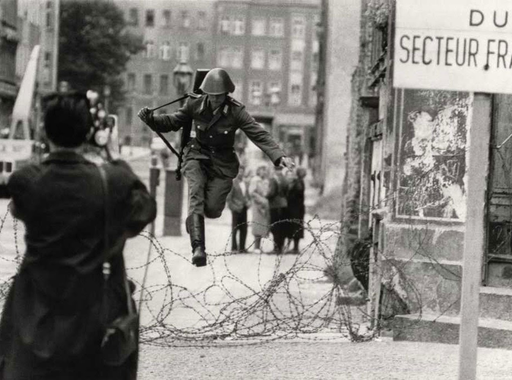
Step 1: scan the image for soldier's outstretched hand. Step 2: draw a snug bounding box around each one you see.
[278,156,296,170]
[138,107,154,127]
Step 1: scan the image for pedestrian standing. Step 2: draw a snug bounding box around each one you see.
[249,165,270,253]
[226,165,251,253]
[138,68,294,267]
[267,166,288,253]
[286,167,307,253]
[0,92,156,380]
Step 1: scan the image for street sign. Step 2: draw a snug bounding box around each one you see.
[394,0,512,94]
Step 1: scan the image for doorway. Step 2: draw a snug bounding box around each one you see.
[485,94,512,287]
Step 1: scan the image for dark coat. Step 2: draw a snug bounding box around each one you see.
[267,172,288,210]
[151,95,285,178]
[0,151,156,380]
[286,178,305,239]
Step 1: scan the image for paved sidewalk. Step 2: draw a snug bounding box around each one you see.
[138,339,512,380]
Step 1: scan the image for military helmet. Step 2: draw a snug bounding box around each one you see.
[199,68,235,95]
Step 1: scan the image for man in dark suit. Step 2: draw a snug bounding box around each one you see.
[227,165,251,253]
[138,68,294,267]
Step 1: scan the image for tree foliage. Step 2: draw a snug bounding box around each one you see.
[58,0,143,110]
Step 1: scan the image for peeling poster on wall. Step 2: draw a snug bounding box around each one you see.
[396,89,470,221]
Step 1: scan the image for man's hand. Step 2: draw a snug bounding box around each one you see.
[278,156,295,169]
[137,107,154,127]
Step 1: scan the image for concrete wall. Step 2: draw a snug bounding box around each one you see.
[383,223,464,316]
[322,0,360,194]
[378,89,471,317]
[337,0,474,321]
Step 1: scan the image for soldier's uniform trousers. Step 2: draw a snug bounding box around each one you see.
[183,158,233,218]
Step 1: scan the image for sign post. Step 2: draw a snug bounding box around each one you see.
[457,93,491,380]
[393,1,509,378]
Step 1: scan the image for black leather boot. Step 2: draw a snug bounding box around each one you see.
[186,214,207,267]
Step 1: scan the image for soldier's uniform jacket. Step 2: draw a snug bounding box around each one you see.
[151,94,285,178]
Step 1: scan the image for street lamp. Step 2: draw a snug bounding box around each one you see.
[173,61,193,106]
[163,61,193,237]
[103,85,111,114]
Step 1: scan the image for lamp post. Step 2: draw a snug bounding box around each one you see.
[265,87,281,139]
[103,85,111,114]
[163,61,193,236]
[173,61,194,106]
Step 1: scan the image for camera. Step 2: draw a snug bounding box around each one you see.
[86,90,112,148]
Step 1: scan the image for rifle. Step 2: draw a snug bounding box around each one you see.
[148,94,191,181]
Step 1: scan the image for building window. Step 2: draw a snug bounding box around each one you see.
[126,107,133,126]
[268,81,281,106]
[251,49,265,70]
[146,9,155,27]
[143,74,152,95]
[252,18,266,36]
[46,4,53,28]
[44,52,51,68]
[128,8,138,26]
[232,47,243,68]
[289,84,302,106]
[181,11,190,29]
[197,11,206,30]
[309,72,318,107]
[233,16,245,35]
[145,40,156,58]
[217,47,230,67]
[269,17,284,37]
[160,42,171,60]
[162,10,171,27]
[249,80,263,105]
[311,52,319,72]
[291,15,306,39]
[177,42,190,62]
[160,75,169,96]
[232,80,243,101]
[42,52,51,84]
[127,73,136,92]
[291,50,304,72]
[220,15,230,34]
[196,42,205,61]
[268,49,282,70]
[311,40,320,71]
[288,73,303,106]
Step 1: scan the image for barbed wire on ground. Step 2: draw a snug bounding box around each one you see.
[0,192,460,349]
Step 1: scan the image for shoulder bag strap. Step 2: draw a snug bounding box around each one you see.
[98,165,134,316]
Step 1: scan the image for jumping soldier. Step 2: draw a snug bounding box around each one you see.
[138,68,294,267]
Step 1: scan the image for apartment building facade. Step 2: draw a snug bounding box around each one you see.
[0,0,19,129]
[0,0,59,134]
[115,0,320,161]
[213,0,319,166]
[115,0,217,146]
[17,0,59,96]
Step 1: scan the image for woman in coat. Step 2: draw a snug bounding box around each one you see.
[286,167,307,253]
[249,165,270,253]
[0,93,156,380]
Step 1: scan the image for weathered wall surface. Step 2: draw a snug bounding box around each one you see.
[381,89,471,317]
[335,0,371,281]
[383,223,464,316]
[337,0,472,322]
[394,90,470,221]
